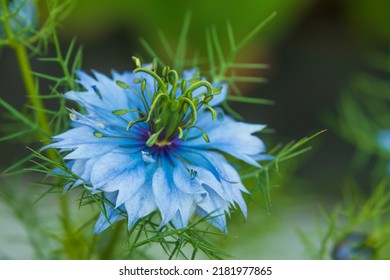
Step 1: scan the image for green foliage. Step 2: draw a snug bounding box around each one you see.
[0,0,76,53]
[242,130,326,211]
[301,50,390,260]
[324,51,390,173]
[139,12,276,120]
[299,179,390,259]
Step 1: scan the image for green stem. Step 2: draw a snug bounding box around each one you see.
[1,0,54,155]
[1,1,75,260]
[15,44,52,136]
[59,195,79,260]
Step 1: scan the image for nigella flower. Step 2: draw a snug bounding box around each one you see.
[46,59,269,234]
[0,0,37,38]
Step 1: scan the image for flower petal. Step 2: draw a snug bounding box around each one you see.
[196,185,229,232]
[172,159,205,194]
[93,192,125,234]
[123,186,156,229]
[171,192,196,229]
[113,167,146,207]
[193,166,225,200]
[152,167,180,227]
[90,152,141,189]
[184,119,266,167]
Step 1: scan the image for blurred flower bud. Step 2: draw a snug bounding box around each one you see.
[0,0,37,39]
[332,233,375,260]
[378,130,390,175]
[378,130,390,151]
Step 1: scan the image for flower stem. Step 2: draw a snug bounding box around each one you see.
[2,1,80,259]
[1,0,55,157]
[14,43,52,137]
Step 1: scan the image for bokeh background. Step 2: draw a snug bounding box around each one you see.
[1,0,390,259]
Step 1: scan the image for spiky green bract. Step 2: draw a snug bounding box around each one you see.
[46,63,269,234]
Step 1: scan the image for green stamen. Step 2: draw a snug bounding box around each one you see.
[113,109,145,118]
[116,80,130,89]
[69,113,77,121]
[203,103,217,121]
[134,68,167,92]
[183,81,213,99]
[146,127,165,147]
[93,131,103,138]
[116,57,217,147]
[132,56,141,68]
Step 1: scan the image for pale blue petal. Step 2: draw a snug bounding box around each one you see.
[196,197,227,233]
[170,193,196,229]
[47,126,136,150]
[64,144,117,160]
[92,71,130,108]
[124,185,156,228]
[90,152,141,188]
[197,185,230,232]
[113,166,145,207]
[193,166,225,200]
[176,191,196,227]
[196,206,226,231]
[71,157,99,188]
[179,149,222,180]
[184,120,266,167]
[210,157,248,216]
[66,110,127,136]
[152,167,179,227]
[172,159,205,194]
[170,212,185,229]
[111,71,145,110]
[65,89,104,112]
[94,192,125,234]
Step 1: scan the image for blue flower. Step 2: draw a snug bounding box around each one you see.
[0,0,37,38]
[47,63,268,234]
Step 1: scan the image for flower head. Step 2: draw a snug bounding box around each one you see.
[47,61,268,234]
[0,0,37,38]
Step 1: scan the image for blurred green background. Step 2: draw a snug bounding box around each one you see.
[1,0,390,259]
